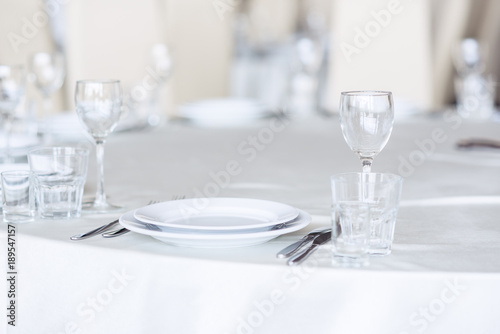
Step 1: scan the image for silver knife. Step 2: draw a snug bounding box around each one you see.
[276,227,330,258]
[287,230,332,266]
[102,227,130,238]
[70,219,119,240]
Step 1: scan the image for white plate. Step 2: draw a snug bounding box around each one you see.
[177,98,272,127]
[134,197,299,231]
[120,209,311,248]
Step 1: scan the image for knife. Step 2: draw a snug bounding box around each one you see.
[276,227,330,258]
[287,230,332,266]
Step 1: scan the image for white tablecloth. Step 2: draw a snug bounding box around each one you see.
[2,112,500,333]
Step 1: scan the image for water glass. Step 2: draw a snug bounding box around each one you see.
[331,172,403,256]
[28,147,89,219]
[1,171,35,223]
[331,202,371,267]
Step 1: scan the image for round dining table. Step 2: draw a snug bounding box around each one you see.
[1,110,500,334]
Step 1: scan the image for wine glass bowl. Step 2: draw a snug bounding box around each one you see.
[75,80,122,213]
[339,91,394,172]
[29,52,65,113]
[0,65,26,162]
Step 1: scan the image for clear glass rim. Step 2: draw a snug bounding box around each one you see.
[76,79,120,85]
[0,170,31,177]
[28,146,89,157]
[331,172,403,184]
[341,90,392,97]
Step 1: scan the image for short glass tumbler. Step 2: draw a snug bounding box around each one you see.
[1,171,35,223]
[28,147,89,219]
[331,173,403,256]
[331,202,371,267]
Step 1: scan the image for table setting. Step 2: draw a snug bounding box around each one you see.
[1,4,500,331]
[1,53,500,333]
[1,86,500,333]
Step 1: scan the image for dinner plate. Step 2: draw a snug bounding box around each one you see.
[177,98,272,127]
[120,209,311,248]
[134,197,299,231]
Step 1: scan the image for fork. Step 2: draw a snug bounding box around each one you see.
[102,195,185,238]
[70,199,159,241]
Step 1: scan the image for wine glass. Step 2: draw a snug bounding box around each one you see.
[75,80,122,213]
[339,91,394,173]
[29,52,65,114]
[147,43,172,125]
[0,65,26,163]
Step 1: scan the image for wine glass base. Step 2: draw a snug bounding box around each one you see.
[82,199,123,213]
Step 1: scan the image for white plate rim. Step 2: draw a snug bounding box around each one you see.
[133,197,300,231]
[120,209,311,241]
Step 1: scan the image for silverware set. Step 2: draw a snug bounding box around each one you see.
[276,228,332,266]
[72,195,331,266]
[70,197,183,241]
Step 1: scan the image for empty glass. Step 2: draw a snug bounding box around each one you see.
[75,80,122,213]
[1,171,35,223]
[339,91,394,173]
[331,172,403,256]
[453,39,496,120]
[29,52,65,114]
[28,147,89,219]
[331,202,371,267]
[0,65,26,163]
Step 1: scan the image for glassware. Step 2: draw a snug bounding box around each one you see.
[0,65,26,163]
[453,39,496,120]
[1,170,35,223]
[29,147,89,219]
[75,80,122,213]
[29,52,65,114]
[147,43,172,125]
[339,91,394,173]
[331,172,403,256]
[331,202,371,267]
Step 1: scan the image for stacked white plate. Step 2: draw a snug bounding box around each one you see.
[119,197,311,248]
[177,98,273,127]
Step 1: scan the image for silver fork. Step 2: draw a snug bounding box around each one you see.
[102,195,185,238]
[70,200,159,241]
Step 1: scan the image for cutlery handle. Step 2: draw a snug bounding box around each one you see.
[70,220,119,240]
[457,139,500,149]
[102,228,130,238]
[287,244,319,266]
[276,236,313,258]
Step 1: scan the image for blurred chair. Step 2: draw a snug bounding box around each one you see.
[64,0,234,117]
[329,0,433,115]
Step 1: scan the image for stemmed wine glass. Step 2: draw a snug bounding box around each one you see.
[0,65,26,163]
[29,52,65,114]
[339,91,394,173]
[75,80,122,213]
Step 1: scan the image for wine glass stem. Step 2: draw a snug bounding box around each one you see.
[361,158,372,173]
[94,139,107,206]
[43,95,53,115]
[4,117,13,163]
